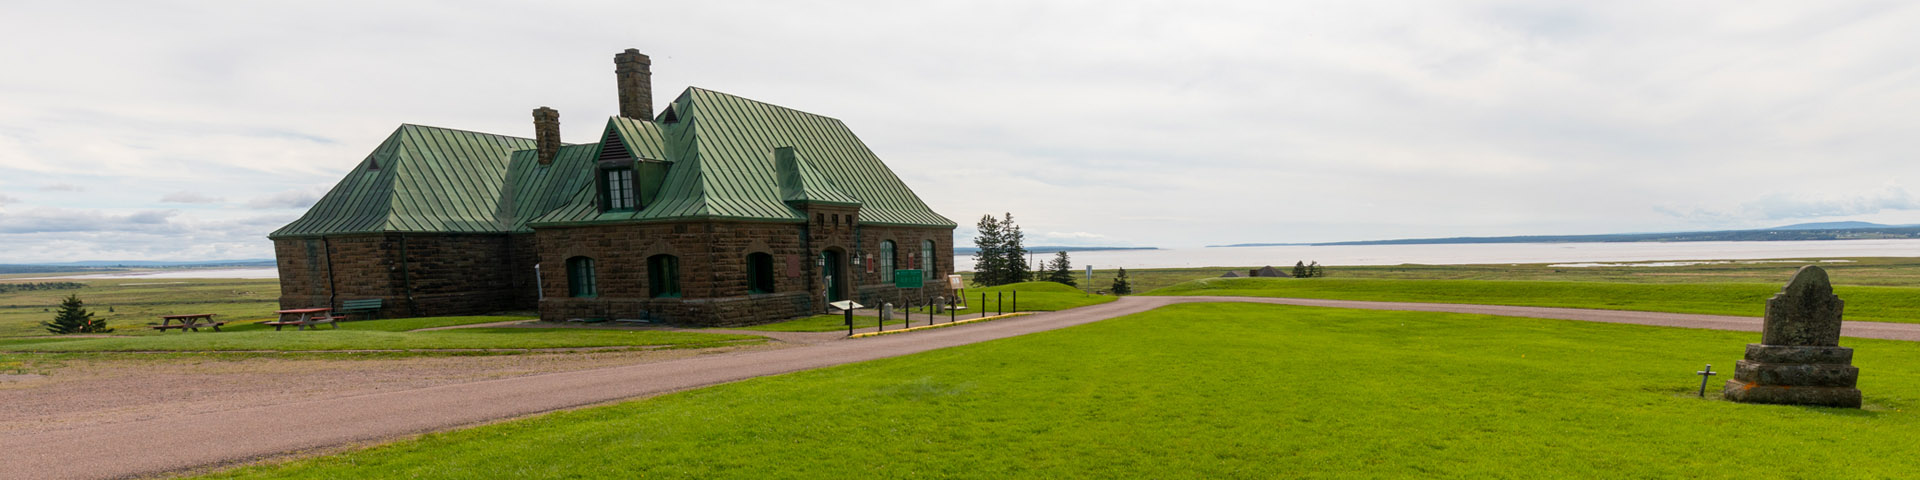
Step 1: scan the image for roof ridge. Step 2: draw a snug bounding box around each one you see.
[398,123,537,142]
[682,86,845,124]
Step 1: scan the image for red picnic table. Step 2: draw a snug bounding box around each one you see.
[152,314,223,332]
[266,308,342,331]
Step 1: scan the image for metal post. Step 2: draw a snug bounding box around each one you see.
[981,293,986,318]
[997,292,1003,316]
[949,298,956,323]
[845,306,854,336]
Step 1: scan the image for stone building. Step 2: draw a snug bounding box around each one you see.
[270,49,957,326]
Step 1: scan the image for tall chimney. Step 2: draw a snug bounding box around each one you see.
[614,49,653,120]
[533,107,560,165]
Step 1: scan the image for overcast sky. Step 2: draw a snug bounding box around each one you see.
[3,1,1919,262]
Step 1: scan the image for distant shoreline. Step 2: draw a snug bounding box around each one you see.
[1211,226,1920,248]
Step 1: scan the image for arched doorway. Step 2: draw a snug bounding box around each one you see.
[820,249,847,303]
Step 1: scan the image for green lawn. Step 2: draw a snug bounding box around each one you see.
[728,314,859,332]
[199,303,1920,478]
[957,281,1115,312]
[1147,277,1920,324]
[0,316,759,353]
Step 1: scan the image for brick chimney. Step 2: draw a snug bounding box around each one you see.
[614,49,653,120]
[533,106,560,165]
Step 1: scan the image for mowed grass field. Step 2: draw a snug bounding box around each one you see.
[201,303,1920,478]
[0,278,281,337]
[978,256,1920,295]
[1147,277,1920,324]
[732,282,1113,333]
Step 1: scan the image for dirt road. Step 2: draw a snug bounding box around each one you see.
[7,296,1918,479]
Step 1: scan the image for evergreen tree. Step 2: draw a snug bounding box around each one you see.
[1308,261,1324,278]
[42,294,111,334]
[970,215,1004,287]
[1111,267,1133,295]
[1293,261,1310,278]
[1001,213,1031,284]
[1045,251,1076,286]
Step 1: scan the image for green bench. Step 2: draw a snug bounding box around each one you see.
[340,299,384,320]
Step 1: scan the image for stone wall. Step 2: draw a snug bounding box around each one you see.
[273,233,541,319]
[535,214,955,327]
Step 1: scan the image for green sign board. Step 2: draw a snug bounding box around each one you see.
[893,270,923,288]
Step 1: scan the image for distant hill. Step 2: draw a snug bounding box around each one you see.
[1214,225,1920,248]
[1769,221,1911,230]
[955,246,1158,255]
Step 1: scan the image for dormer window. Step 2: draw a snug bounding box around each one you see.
[602,167,635,211]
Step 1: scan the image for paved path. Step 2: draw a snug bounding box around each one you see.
[10,296,1920,479]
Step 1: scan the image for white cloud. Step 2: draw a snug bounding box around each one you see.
[5,1,1920,258]
[160,191,224,204]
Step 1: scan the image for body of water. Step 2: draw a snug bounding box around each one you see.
[18,267,281,280]
[958,239,1920,272]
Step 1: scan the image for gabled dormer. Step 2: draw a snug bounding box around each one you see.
[595,117,672,213]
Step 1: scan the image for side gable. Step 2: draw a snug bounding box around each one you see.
[270,125,536,238]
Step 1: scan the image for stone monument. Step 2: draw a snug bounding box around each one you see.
[1723,265,1861,408]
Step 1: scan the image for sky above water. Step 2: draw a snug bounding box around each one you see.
[3,1,1920,262]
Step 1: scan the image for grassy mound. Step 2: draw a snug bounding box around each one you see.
[1147,277,1920,324]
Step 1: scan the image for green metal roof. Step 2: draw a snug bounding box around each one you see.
[271,125,537,238]
[528,87,956,228]
[273,87,955,238]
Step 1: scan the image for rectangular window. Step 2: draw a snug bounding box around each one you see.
[604,168,635,211]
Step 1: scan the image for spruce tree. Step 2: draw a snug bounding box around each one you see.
[970,215,1004,287]
[1293,261,1309,278]
[1045,251,1076,286]
[1001,213,1031,284]
[43,294,111,334]
[1111,267,1133,295]
[1308,261,1323,278]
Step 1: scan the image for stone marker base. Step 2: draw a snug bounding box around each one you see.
[1723,380,1861,408]
[1722,343,1862,408]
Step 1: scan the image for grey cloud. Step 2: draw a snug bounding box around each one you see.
[160,191,224,204]
[39,183,84,192]
[0,194,16,205]
[246,188,326,209]
[0,208,183,234]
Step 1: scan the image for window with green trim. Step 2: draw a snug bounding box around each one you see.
[879,241,896,283]
[923,240,937,279]
[747,252,775,294]
[602,167,635,211]
[566,256,597,298]
[648,254,681,298]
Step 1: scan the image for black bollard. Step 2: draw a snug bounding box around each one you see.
[845,306,854,336]
[949,298,956,323]
[981,293,986,318]
[997,292,1003,316]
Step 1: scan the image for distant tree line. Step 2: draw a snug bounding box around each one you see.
[0,282,85,294]
[971,213,1032,287]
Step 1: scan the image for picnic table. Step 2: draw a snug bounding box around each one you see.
[152,314,223,332]
[265,308,342,331]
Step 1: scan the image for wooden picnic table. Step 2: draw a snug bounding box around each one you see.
[266,308,342,331]
[152,314,223,332]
